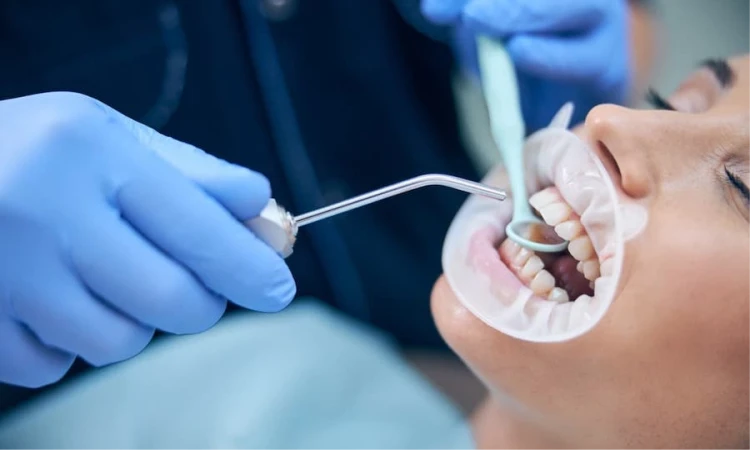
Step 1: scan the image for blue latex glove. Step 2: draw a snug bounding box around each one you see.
[0,92,296,388]
[421,0,630,130]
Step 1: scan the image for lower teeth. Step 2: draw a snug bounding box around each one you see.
[498,238,596,302]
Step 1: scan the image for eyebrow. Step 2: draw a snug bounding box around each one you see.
[646,58,735,111]
[700,59,734,88]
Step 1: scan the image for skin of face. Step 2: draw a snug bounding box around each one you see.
[431,55,750,448]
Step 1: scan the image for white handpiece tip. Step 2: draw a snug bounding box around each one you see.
[244,199,297,258]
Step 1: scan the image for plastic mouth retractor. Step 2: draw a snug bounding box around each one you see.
[441,105,625,343]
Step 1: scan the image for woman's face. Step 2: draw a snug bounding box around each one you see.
[432,56,749,448]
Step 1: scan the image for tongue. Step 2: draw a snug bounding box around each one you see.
[549,256,594,300]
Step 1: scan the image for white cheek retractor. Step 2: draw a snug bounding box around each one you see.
[442,104,646,343]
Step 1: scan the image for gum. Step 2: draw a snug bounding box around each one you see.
[467,228,524,293]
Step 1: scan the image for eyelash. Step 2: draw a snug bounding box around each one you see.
[725,166,750,203]
[645,88,676,111]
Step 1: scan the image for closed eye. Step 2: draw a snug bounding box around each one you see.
[725,167,750,203]
[645,88,676,111]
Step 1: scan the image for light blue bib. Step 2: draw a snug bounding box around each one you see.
[0,300,475,449]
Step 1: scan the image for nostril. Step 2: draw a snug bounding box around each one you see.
[585,104,653,198]
[596,142,623,187]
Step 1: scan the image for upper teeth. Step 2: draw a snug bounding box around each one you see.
[528,188,560,210]
[530,187,598,261]
[568,236,594,261]
[554,220,582,240]
[581,260,601,281]
[532,187,604,287]
[539,203,572,226]
[500,187,607,303]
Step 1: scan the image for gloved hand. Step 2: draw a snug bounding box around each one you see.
[0,92,296,388]
[421,0,630,130]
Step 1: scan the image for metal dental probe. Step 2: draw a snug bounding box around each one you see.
[244,174,507,258]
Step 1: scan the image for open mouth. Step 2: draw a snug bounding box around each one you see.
[442,105,629,342]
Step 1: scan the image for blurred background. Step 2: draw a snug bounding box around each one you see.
[650,0,749,95]
[412,0,750,413]
[455,0,750,174]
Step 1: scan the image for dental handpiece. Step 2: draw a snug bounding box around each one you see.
[244,174,507,258]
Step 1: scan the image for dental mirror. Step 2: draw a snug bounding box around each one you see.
[476,35,568,253]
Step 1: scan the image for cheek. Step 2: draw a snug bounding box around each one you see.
[620,208,749,354]
[598,205,750,408]
[431,213,749,432]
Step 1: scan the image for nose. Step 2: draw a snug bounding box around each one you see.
[583,104,657,199]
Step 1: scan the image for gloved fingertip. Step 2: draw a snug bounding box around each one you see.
[19,351,75,389]
[85,324,154,368]
[462,4,510,39]
[234,165,272,200]
[256,264,297,313]
[264,281,297,313]
[220,235,297,313]
[24,366,70,389]
[202,165,272,220]
[462,0,509,36]
[505,35,558,79]
[420,0,464,24]
[462,0,491,19]
[505,34,532,58]
[238,167,272,216]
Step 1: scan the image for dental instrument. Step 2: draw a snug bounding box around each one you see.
[476,35,568,253]
[245,174,507,258]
